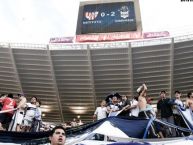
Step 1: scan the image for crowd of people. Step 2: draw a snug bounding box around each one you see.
[0,93,42,132]
[1,84,193,139]
[93,84,193,137]
[0,93,85,133]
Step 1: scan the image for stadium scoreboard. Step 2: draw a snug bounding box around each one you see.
[81,2,136,34]
[76,0,142,42]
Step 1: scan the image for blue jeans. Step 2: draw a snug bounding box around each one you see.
[161,116,176,137]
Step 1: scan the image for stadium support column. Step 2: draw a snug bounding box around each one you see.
[128,42,134,98]
[8,44,23,93]
[170,38,174,98]
[86,45,97,109]
[46,45,64,123]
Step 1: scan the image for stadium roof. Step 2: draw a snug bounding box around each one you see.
[0,34,193,123]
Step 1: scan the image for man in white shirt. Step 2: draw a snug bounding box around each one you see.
[93,100,107,120]
[31,100,42,132]
[130,96,139,117]
[172,91,184,126]
[173,91,184,111]
[22,97,37,132]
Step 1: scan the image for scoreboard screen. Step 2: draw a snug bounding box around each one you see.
[81,2,137,34]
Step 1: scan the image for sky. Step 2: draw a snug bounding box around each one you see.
[0,0,193,44]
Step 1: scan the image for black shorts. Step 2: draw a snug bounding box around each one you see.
[0,113,12,124]
[138,110,152,118]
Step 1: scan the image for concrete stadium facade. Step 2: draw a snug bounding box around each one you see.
[0,34,193,123]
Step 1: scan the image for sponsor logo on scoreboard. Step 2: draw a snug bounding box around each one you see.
[119,6,129,19]
[85,11,99,20]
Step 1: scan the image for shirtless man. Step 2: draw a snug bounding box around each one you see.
[138,84,148,111]
[137,84,154,118]
[186,91,193,110]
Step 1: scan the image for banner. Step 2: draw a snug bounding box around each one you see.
[49,37,74,43]
[143,31,170,39]
[0,108,16,114]
[0,131,50,144]
[76,31,142,42]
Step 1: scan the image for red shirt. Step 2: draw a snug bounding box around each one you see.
[0,97,17,115]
